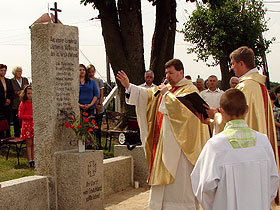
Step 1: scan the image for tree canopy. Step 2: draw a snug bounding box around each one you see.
[181,0,273,90]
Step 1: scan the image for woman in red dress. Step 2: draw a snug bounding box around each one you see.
[18,85,34,168]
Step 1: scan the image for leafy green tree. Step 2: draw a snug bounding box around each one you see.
[182,0,272,90]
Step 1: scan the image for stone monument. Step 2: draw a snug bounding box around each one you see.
[31,23,79,176]
[30,22,78,209]
[31,20,104,210]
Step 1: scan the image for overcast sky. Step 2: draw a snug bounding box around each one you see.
[0,0,279,83]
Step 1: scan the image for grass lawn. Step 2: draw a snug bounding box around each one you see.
[102,137,115,159]
[0,145,34,182]
[0,127,115,182]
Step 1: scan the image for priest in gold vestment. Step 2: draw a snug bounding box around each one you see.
[117,59,210,210]
[230,47,278,156]
[208,46,280,204]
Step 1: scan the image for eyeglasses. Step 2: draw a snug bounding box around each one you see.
[0,69,7,72]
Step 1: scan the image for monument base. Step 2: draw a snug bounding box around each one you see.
[114,145,149,188]
[55,149,104,210]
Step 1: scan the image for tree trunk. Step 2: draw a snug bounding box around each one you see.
[118,0,145,85]
[149,0,177,85]
[91,0,177,112]
[219,57,234,90]
[94,0,129,73]
[94,0,145,113]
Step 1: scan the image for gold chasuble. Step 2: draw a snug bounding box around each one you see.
[237,73,280,193]
[238,72,280,204]
[145,79,210,186]
[237,73,278,154]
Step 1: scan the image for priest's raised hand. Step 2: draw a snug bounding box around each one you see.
[116,70,130,89]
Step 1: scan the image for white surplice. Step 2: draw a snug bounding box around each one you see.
[191,131,279,210]
[127,83,199,210]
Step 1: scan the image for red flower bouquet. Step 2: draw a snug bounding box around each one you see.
[63,111,98,146]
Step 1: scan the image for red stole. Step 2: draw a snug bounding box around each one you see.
[147,86,180,182]
[259,84,269,134]
[260,83,278,154]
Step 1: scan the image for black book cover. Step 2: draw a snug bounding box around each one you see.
[176,92,209,119]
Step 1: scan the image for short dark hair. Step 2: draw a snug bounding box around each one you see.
[165,59,184,72]
[220,89,247,117]
[230,46,256,69]
[145,70,154,77]
[0,64,7,69]
[185,75,192,80]
[208,75,218,80]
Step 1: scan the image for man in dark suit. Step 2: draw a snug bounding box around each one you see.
[0,64,14,139]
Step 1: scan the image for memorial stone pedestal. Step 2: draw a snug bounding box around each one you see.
[114,145,149,187]
[55,150,104,210]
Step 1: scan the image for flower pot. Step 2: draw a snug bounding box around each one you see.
[78,140,85,153]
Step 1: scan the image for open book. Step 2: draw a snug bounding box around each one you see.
[176,92,209,119]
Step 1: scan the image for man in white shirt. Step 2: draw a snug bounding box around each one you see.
[139,70,157,88]
[200,75,224,108]
[191,88,279,210]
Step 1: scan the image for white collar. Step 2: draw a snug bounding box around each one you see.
[206,88,220,92]
[175,78,187,86]
[239,67,258,79]
[143,82,155,87]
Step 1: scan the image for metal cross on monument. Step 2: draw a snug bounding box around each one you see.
[50,2,62,23]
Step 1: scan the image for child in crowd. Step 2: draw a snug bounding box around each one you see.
[191,89,279,210]
[18,85,34,168]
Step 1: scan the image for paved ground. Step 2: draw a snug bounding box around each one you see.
[105,187,280,210]
[105,187,151,210]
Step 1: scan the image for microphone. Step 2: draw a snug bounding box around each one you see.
[154,79,169,97]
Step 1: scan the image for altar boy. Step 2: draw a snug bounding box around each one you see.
[191,88,279,210]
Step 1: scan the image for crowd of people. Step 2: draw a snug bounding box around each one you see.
[0,63,105,167]
[2,45,280,209]
[117,46,279,210]
[0,64,34,167]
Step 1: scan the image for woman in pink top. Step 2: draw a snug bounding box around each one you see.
[18,85,34,168]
